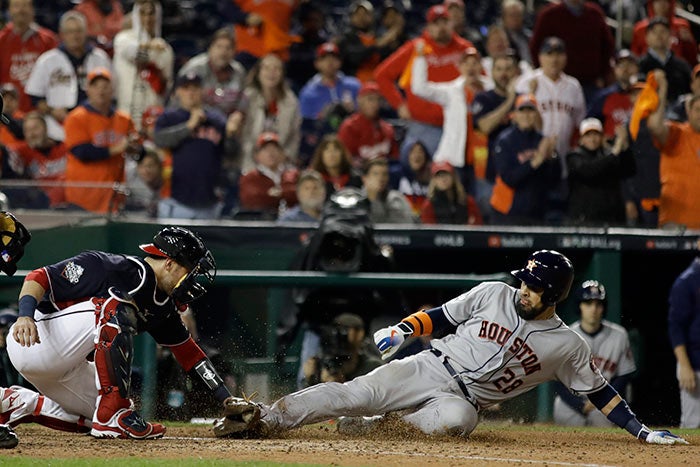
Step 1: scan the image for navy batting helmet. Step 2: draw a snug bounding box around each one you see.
[578,280,606,303]
[140,227,216,304]
[511,250,574,306]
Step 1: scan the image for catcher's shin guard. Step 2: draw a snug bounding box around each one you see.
[93,288,138,423]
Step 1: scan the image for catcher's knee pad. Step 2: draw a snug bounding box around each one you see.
[94,288,138,399]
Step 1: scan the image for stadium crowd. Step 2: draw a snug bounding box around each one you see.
[0,0,699,230]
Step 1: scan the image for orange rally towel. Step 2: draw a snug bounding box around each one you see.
[629,72,659,141]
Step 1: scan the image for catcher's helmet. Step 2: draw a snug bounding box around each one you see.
[140,227,216,304]
[511,250,574,306]
[0,211,31,276]
[578,280,606,302]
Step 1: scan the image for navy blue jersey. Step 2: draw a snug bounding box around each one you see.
[39,250,189,346]
[472,90,512,182]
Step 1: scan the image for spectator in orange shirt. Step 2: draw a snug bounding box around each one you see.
[631,0,697,67]
[338,81,398,169]
[0,83,24,147]
[646,69,700,229]
[63,67,139,214]
[4,111,67,208]
[72,0,124,54]
[374,4,473,159]
[0,0,58,112]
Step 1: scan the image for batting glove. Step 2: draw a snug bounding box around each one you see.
[374,322,413,360]
[642,427,689,445]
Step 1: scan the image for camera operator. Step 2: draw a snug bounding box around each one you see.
[302,313,382,387]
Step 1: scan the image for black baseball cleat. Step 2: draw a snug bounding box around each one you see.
[0,424,18,449]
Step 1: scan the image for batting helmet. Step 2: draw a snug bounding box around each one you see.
[578,280,606,303]
[511,250,574,306]
[140,227,216,304]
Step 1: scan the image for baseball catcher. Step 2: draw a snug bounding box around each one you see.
[0,210,29,449]
[213,250,688,445]
[1,226,232,439]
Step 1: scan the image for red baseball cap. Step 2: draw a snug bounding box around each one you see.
[426,5,449,23]
[359,81,381,97]
[316,42,340,58]
[256,131,281,149]
[431,161,455,176]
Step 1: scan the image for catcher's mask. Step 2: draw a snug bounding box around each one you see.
[0,211,31,276]
[139,226,216,305]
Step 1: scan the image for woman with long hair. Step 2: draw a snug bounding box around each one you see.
[420,161,482,225]
[240,54,301,172]
[308,135,362,197]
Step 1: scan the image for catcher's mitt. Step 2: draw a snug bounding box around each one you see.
[0,424,18,449]
[212,395,265,438]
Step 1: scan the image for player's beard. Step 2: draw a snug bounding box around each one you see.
[515,301,543,320]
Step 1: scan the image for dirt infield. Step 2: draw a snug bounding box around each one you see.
[5,422,699,466]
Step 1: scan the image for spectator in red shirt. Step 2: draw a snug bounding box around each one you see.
[308,134,362,197]
[0,83,24,147]
[529,0,615,105]
[0,0,58,112]
[338,81,398,169]
[631,0,697,67]
[374,4,473,159]
[239,132,299,218]
[419,161,482,225]
[5,111,67,208]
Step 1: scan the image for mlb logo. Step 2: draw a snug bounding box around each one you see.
[1,249,11,263]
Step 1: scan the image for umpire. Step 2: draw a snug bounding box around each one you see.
[669,248,700,428]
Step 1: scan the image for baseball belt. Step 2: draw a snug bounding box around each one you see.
[430,348,479,411]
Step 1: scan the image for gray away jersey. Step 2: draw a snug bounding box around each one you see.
[431,282,606,408]
[568,320,636,381]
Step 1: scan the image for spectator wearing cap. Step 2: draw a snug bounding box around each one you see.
[472,53,520,220]
[529,0,615,105]
[153,72,241,219]
[444,0,484,56]
[5,111,67,209]
[113,0,173,131]
[515,36,586,175]
[587,49,640,140]
[565,117,634,226]
[220,0,300,69]
[24,10,112,133]
[0,83,24,147]
[646,69,700,229]
[239,53,301,174]
[239,132,299,218]
[361,156,415,224]
[337,81,398,169]
[419,161,482,225]
[668,64,700,122]
[178,27,247,117]
[337,0,405,83]
[373,4,474,159]
[632,0,697,68]
[277,169,326,223]
[489,94,561,225]
[298,42,361,163]
[63,67,137,213]
[0,0,58,113]
[500,0,533,65]
[410,39,484,191]
[639,17,692,104]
